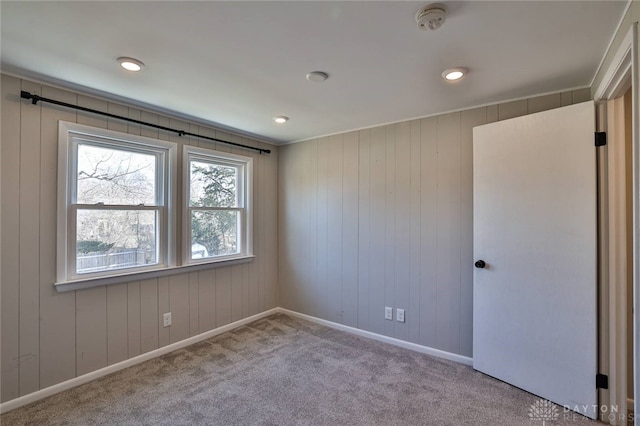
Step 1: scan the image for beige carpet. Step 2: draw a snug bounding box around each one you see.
[1,314,599,425]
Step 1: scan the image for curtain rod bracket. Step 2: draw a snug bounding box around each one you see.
[19,91,271,154]
[21,90,40,105]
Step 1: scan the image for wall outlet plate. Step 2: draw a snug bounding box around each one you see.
[397,309,405,323]
[163,312,172,327]
[385,307,393,320]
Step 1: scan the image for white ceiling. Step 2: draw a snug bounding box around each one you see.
[1,1,628,144]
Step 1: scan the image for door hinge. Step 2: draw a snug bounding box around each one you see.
[595,132,607,147]
[596,373,608,389]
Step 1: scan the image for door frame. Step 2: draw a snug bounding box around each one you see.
[593,21,638,425]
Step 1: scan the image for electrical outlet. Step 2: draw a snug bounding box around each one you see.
[385,307,393,320]
[397,309,405,323]
[163,312,172,327]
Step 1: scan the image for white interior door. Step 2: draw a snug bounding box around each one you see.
[473,101,598,419]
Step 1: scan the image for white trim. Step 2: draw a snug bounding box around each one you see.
[55,255,255,292]
[182,145,254,266]
[589,0,634,90]
[287,85,592,145]
[595,21,638,425]
[0,307,279,414]
[594,26,634,101]
[0,307,474,414]
[57,121,178,285]
[278,308,474,367]
[632,21,640,426]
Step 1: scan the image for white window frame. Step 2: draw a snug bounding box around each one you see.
[57,121,177,284]
[183,145,253,265]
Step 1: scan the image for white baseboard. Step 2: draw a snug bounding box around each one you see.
[1,306,473,414]
[277,308,474,366]
[0,308,279,414]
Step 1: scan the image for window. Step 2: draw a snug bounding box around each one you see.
[184,146,252,264]
[57,122,176,283]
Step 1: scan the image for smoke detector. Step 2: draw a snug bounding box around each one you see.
[415,3,447,31]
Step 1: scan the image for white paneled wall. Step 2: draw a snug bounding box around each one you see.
[278,88,591,357]
[0,74,278,402]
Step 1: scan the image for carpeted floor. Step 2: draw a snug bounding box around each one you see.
[1,314,599,425]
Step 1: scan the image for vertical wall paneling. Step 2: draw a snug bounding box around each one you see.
[368,127,386,335]
[2,70,587,403]
[394,123,410,340]
[107,103,128,132]
[76,288,108,376]
[315,137,329,320]
[277,89,586,358]
[327,135,344,323]
[561,92,573,107]
[230,266,243,323]
[292,141,309,312]
[140,278,159,354]
[198,269,216,333]
[215,266,232,327]
[408,119,422,344]
[486,105,499,124]
[77,95,108,129]
[18,79,41,396]
[106,284,128,365]
[39,86,77,389]
[528,94,561,115]
[357,130,371,330]
[307,141,319,318]
[384,126,396,337]
[265,142,279,309]
[168,273,190,343]
[435,112,462,354]
[459,108,487,357]
[1,75,22,401]
[301,140,316,314]
[277,146,291,310]
[498,100,528,121]
[158,277,170,347]
[419,117,438,348]
[572,88,592,103]
[1,75,279,403]
[189,272,200,336]
[341,132,359,328]
[127,281,142,358]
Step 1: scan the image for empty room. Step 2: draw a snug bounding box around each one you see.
[1,1,638,425]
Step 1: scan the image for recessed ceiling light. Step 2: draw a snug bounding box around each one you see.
[306,71,329,82]
[442,67,468,81]
[273,116,289,124]
[118,57,145,72]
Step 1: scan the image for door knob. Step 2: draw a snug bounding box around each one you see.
[474,260,486,269]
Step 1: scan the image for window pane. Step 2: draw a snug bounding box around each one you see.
[77,143,157,205]
[76,209,157,274]
[190,160,237,207]
[191,210,239,258]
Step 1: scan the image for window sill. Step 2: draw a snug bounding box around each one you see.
[55,255,255,292]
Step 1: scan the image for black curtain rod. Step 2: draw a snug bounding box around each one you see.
[20,91,271,154]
